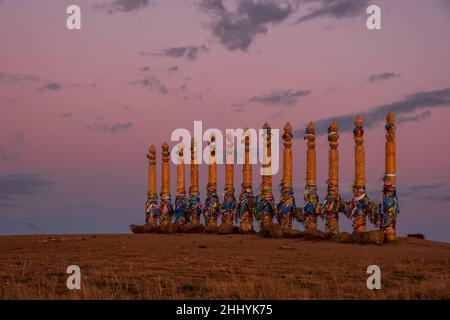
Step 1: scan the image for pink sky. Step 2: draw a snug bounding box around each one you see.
[1,0,450,241]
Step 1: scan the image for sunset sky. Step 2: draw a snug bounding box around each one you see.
[1,0,450,241]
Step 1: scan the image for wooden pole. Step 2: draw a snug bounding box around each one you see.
[346,115,380,234]
[221,132,236,226]
[174,142,187,225]
[382,112,399,241]
[303,122,320,230]
[239,128,255,233]
[257,122,275,229]
[191,138,199,194]
[159,142,173,226]
[188,138,202,224]
[276,122,296,232]
[203,135,219,228]
[145,145,159,225]
[177,143,185,196]
[322,121,343,234]
[306,122,317,186]
[352,115,367,233]
[243,129,252,188]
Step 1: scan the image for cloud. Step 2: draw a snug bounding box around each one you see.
[94,0,152,13]
[0,173,53,201]
[236,89,311,107]
[293,87,450,137]
[151,45,209,61]
[39,82,62,92]
[296,0,369,24]
[0,72,66,91]
[167,65,179,74]
[401,181,450,202]
[61,113,73,118]
[110,122,133,133]
[0,72,41,84]
[397,110,431,124]
[0,132,24,162]
[84,121,133,133]
[369,72,400,83]
[128,75,168,94]
[199,0,296,51]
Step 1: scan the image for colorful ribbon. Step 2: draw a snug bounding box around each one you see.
[145,198,159,224]
[255,186,276,223]
[302,184,321,229]
[203,184,220,226]
[380,176,399,234]
[236,186,256,220]
[345,188,379,234]
[221,189,237,224]
[174,192,188,224]
[187,188,202,224]
[276,184,296,229]
[159,194,173,226]
[321,185,344,234]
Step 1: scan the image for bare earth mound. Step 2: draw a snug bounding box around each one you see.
[0,234,449,299]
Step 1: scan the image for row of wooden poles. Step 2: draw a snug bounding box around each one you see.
[144,112,399,241]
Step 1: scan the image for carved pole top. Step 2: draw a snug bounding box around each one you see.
[177,142,184,162]
[386,112,396,142]
[329,121,338,133]
[147,145,156,164]
[208,134,216,152]
[306,122,316,135]
[191,138,197,162]
[387,112,395,126]
[353,115,365,145]
[162,142,170,162]
[305,122,316,147]
[284,122,293,133]
[226,131,233,142]
[283,122,293,147]
[225,131,234,157]
[354,115,364,128]
[263,121,271,130]
[328,121,339,147]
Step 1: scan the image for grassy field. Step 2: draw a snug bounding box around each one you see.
[0,233,449,299]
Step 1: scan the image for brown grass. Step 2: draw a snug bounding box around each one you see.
[0,234,449,299]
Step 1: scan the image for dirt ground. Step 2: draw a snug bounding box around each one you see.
[0,233,449,299]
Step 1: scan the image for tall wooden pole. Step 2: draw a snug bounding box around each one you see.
[381,112,399,241]
[238,128,255,233]
[203,135,219,228]
[347,115,379,233]
[188,138,202,224]
[276,122,296,232]
[302,122,321,230]
[221,132,237,226]
[145,145,159,226]
[159,142,173,226]
[353,115,367,233]
[257,122,276,230]
[322,121,344,234]
[174,142,188,224]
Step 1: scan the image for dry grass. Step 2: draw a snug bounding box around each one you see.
[0,234,449,299]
